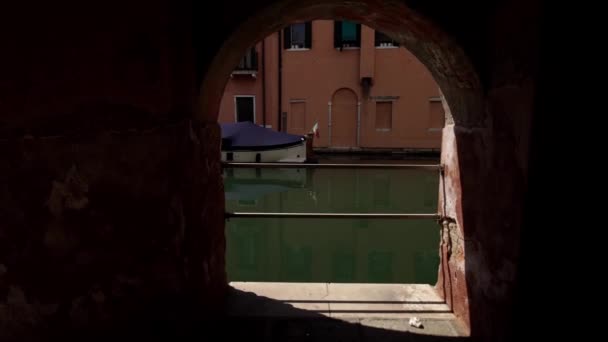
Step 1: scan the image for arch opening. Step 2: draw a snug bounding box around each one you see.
[201,0,484,333]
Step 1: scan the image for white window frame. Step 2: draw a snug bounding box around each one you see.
[234,95,256,123]
[375,43,399,49]
[286,47,311,51]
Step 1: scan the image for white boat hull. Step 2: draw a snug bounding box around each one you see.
[221,142,307,163]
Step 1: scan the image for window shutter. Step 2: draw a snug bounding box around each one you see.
[304,22,312,48]
[334,21,342,48]
[375,102,393,129]
[283,26,291,49]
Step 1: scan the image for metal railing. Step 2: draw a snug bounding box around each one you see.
[223,162,444,222]
[222,162,442,171]
[225,212,441,220]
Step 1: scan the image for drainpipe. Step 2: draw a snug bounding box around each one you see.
[357,101,361,147]
[262,38,266,127]
[328,101,332,146]
[278,30,283,131]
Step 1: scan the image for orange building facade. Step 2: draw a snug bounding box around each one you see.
[219,20,444,150]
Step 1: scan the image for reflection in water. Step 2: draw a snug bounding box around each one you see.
[224,165,440,284]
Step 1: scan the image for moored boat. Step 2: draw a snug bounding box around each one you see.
[221,122,308,163]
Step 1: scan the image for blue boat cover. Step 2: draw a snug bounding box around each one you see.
[221,122,305,151]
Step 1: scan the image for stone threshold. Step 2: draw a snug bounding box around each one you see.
[226,282,451,318]
[225,282,467,337]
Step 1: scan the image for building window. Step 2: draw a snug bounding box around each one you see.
[375,101,393,130]
[428,97,445,131]
[334,21,361,48]
[283,22,312,49]
[234,47,258,71]
[375,31,399,47]
[235,96,255,122]
[288,100,306,132]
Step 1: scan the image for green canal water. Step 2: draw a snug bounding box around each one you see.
[224,159,441,284]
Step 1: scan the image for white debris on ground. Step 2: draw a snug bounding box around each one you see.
[409,317,423,328]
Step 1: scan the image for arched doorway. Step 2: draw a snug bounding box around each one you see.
[198,0,486,334]
[331,88,358,148]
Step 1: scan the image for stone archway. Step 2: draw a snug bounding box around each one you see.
[0,0,542,340]
[197,0,484,332]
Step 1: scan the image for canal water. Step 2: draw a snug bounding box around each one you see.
[224,159,441,284]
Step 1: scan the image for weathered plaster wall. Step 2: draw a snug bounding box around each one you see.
[0,0,542,341]
[0,121,227,340]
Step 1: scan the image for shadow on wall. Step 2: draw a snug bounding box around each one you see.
[38,287,469,342]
